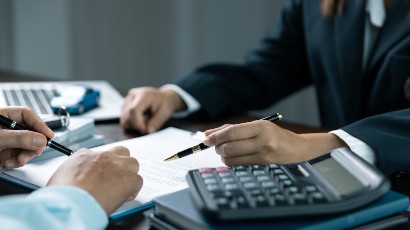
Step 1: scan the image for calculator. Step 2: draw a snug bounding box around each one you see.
[186,148,390,221]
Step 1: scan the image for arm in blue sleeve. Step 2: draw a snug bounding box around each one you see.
[0,185,108,230]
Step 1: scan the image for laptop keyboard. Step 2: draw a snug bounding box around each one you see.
[1,84,60,115]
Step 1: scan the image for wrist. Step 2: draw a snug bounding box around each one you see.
[160,88,187,112]
[300,133,347,160]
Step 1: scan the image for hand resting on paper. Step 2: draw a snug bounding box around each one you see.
[0,107,54,169]
[48,147,144,214]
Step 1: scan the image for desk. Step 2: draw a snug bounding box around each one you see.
[0,72,409,229]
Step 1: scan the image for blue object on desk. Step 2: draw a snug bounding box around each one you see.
[151,189,409,230]
[50,84,100,115]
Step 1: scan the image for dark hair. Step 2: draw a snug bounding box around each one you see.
[320,0,393,17]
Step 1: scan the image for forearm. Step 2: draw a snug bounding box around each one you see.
[299,132,348,161]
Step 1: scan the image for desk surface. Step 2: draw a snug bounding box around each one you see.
[0,72,408,229]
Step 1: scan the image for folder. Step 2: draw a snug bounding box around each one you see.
[151,188,409,230]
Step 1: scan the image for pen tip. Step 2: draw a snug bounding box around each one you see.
[164,154,179,162]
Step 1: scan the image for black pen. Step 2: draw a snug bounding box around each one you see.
[164,113,282,162]
[0,114,73,156]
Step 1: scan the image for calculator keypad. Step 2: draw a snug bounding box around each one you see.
[196,165,328,210]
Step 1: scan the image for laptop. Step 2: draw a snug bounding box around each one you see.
[0,80,124,121]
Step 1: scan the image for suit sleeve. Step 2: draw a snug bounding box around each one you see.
[176,0,311,119]
[342,109,410,177]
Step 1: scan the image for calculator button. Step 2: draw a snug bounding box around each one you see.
[280,179,294,187]
[203,178,218,184]
[249,189,264,196]
[267,187,281,195]
[252,170,266,176]
[310,192,327,203]
[268,164,279,169]
[304,185,318,193]
[253,195,269,207]
[199,168,213,174]
[224,184,242,195]
[207,185,224,197]
[256,175,270,181]
[261,181,276,188]
[238,176,253,182]
[218,172,233,178]
[234,195,249,208]
[277,174,289,181]
[216,167,231,173]
[272,194,288,205]
[272,169,284,175]
[232,166,247,171]
[251,165,263,170]
[221,177,235,184]
[290,193,308,204]
[215,197,230,208]
[236,171,250,177]
[243,182,258,189]
[286,186,299,193]
[201,173,215,179]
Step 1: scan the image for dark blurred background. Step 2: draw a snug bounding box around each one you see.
[0,0,320,127]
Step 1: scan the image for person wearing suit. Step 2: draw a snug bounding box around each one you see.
[121,0,410,177]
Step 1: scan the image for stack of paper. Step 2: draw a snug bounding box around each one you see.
[29,117,105,163]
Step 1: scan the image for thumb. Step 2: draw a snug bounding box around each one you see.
[0,130,48,150]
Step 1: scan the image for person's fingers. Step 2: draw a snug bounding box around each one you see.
[146,105,171,133]
[2,107,54,139]
[214,138,258,158]
[0,130,48,150]
[204,124,231,136]
[128,96,150,133]
[120,91,136,128]
[1,149,35,169]
[14,150,38,168]
[107,146,130,157]
[204,122,260,146]
[127,174,143,201]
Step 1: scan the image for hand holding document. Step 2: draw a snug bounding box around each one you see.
[0,127,225,219]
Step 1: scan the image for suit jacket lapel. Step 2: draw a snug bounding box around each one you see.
[334,0,366,122]
[367,1,410,72]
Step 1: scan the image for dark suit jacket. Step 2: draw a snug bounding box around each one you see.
[176,0,410,176]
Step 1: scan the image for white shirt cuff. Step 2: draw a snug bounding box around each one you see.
[161,84,201,118]
[330,129,377,165]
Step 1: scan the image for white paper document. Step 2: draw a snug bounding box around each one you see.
[0,127,225,218]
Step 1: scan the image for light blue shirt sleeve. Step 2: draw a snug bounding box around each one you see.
[0,185,108,230]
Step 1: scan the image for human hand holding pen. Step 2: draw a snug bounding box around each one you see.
[203,119,347,166]
[0,107,54,168]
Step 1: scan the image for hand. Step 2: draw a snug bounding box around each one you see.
[47,146,143,214]
[120,87,186,133]
[203,120,347,166]
[0,107,54,168]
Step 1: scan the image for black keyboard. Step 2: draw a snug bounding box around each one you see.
[186,148,390,221]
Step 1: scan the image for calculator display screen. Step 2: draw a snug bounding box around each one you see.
[312,157,365,196]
